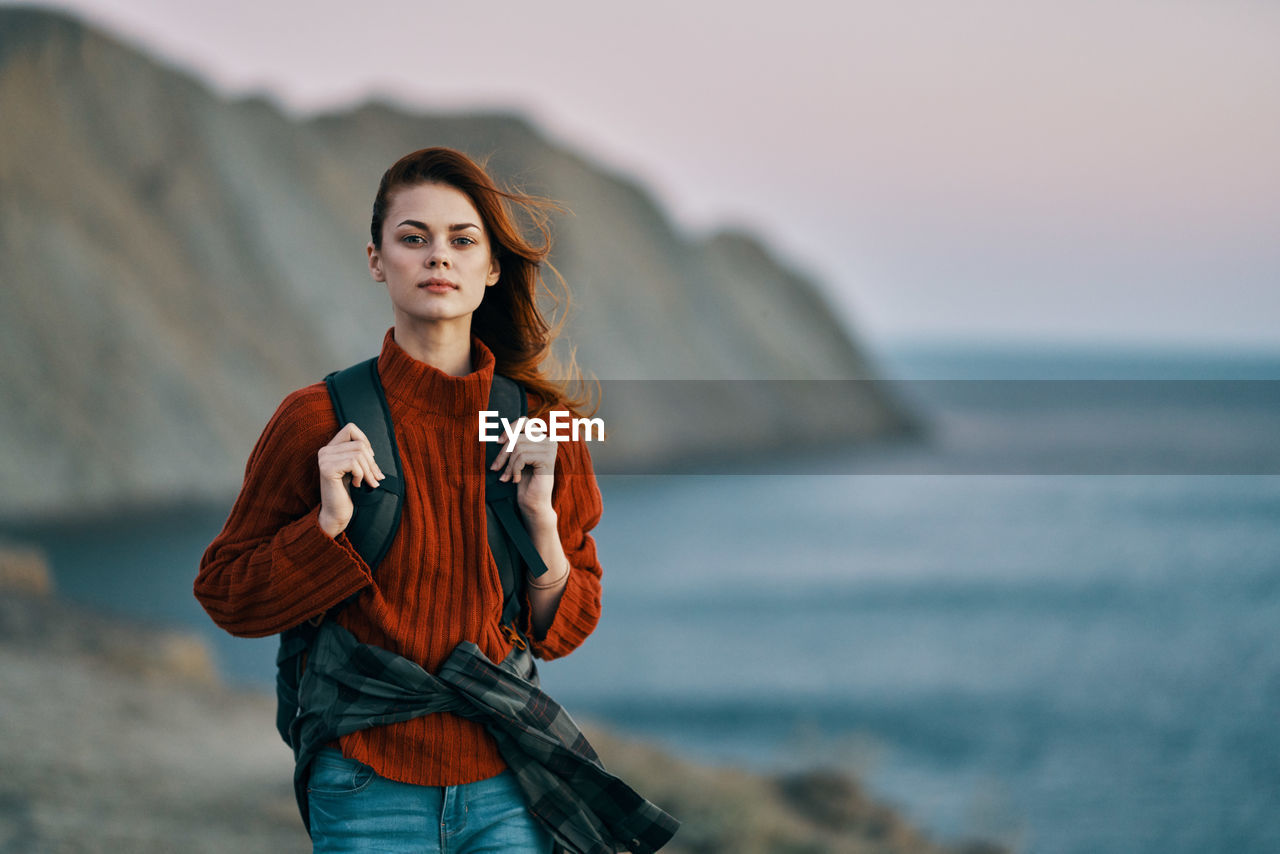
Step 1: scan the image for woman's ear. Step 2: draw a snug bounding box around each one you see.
[367,242,385,282]
[486,255,501,287]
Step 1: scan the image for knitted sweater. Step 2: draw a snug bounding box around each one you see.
[194,327,604,786]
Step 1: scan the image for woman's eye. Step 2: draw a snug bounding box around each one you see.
[453,236,476,246]
[402,234,426,245]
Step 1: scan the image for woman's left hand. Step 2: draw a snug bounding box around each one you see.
[490,433,558,519]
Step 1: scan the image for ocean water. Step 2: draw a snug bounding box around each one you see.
[8,344,1280,854]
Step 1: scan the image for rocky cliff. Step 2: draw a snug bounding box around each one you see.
[0,7,912,520]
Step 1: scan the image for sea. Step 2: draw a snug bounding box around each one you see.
[7,342,1280,854]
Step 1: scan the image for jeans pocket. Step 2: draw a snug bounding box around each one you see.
[307,748,377,796]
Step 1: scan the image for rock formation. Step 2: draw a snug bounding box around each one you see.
[0,7,913,519]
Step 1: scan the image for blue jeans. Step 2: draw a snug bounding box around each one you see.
[307,747,554,853]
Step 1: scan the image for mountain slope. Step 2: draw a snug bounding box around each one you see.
[0,7,911,519]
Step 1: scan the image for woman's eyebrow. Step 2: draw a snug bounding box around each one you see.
[396,219,481,232]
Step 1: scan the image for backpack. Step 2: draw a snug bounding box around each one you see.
[275,356,549,751]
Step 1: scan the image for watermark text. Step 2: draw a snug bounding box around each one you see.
[479,410,605,451]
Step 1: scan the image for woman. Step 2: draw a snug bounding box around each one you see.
[194,147,624,853]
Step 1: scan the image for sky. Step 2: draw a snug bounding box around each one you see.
[22,0,1280,352]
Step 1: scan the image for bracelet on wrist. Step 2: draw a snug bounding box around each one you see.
[527,565,570,589]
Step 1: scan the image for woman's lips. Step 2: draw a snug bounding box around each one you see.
[420,278,458,292]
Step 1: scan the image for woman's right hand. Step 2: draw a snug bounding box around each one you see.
[317,423,385,538]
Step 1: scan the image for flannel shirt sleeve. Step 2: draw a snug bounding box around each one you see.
[194,385,374,638]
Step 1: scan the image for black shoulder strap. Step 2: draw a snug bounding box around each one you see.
[324,358,405,570]
[485,376,552,627]
[485,376,552,576]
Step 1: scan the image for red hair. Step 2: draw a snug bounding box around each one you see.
[370,147,597,418]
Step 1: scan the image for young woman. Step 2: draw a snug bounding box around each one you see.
[194,147,610,853]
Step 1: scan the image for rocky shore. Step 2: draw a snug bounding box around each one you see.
[0,546,1005,854]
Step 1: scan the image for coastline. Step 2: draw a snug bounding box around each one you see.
[0,547,1005,853]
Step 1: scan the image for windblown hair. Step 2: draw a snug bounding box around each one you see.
[370,147,597,418]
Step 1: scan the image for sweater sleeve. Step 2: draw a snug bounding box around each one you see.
[194,385,375,638]
[526,433,605,661]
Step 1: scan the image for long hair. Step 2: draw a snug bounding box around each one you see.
[370,147,597,418]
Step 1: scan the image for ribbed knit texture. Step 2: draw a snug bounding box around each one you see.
[195,327,604,786]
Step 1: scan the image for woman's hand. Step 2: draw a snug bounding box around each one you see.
[490,433,558,522]
[317,423,385,538]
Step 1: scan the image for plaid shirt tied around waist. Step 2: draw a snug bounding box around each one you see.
[290,620,679,854]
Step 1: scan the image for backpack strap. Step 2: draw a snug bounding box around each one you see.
[485,375,551,628]
[278,357,405,750]
[324,358,405,570]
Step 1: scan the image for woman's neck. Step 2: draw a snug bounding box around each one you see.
[391,319,474,376]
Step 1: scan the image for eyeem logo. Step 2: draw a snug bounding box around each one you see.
[479,411,605,451]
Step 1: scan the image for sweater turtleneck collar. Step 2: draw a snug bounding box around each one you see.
[375,327,495,416]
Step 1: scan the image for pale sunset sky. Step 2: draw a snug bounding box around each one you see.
[23,0,1280,351]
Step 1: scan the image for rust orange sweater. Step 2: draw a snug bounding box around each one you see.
[194,328,604,786]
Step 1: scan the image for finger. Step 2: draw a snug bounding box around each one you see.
[346,427,384,479]
[329,439,378,459]
[355,458,382,489]
[330,422,373,448]
[499,447,522,482]
[324,442,384,480]
[362,448,385,483]
[509,446,553,480]
[509,457,536,484]
[321,449,376,486]
[318,446,364,478]
[327,424,354,446]
[344,422,372,446]
[340,440,378,468]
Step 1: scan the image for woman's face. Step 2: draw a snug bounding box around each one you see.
[367,182,501,331]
